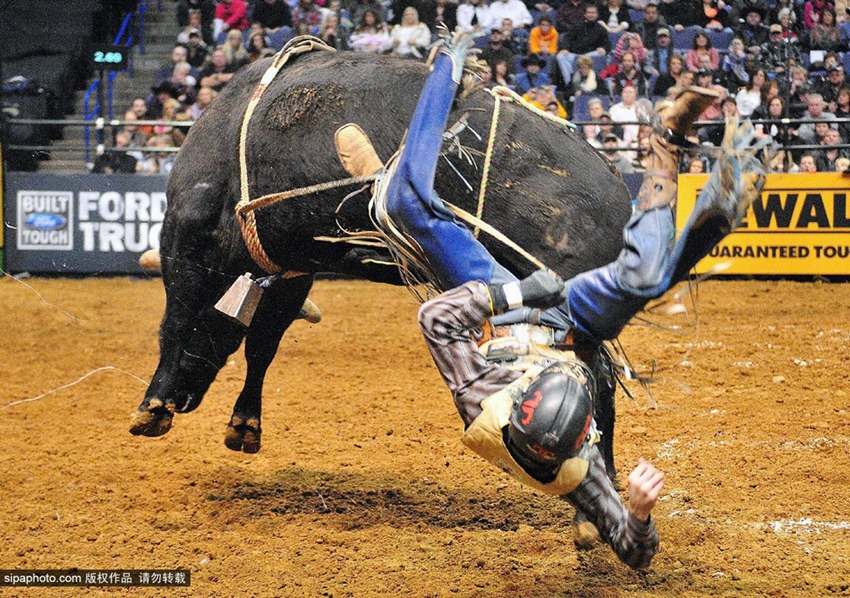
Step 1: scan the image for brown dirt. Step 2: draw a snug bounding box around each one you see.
[1,276,848,598]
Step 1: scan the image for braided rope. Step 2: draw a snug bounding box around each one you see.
[488,86,576,130]
[236,175,379,216]
[473,93,500,238]
[236,36,336,274]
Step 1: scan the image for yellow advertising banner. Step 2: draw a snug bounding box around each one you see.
[677,173,850,275]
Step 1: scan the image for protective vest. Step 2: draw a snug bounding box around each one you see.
[461,339,600,496]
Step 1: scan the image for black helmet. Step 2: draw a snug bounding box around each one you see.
[507,362,594,470]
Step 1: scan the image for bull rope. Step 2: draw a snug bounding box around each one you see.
[235,35,339,275]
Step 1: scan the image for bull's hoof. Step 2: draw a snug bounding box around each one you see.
[224,416,261,453]
[129,398,175,437]
[573,520,601,550]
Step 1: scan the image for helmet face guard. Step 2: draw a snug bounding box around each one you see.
[508,361,595,469]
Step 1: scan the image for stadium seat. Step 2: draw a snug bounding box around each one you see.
[591,52,609,75]
[671,26,699,50]
[628,8,644,22]
[572,94,609,121]
[706,28,733,51]
[609,30,625,48]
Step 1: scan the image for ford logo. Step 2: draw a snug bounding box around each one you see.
[26,213,67,230]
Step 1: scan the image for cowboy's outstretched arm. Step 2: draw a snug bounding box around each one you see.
[563,118,770,341]
[384,31,497,290]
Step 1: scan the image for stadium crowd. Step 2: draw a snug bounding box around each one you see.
[99,0,850,175]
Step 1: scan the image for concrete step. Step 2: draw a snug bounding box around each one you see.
[39,0,181,173]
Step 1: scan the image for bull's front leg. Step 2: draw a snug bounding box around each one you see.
[131,265,245,437]
[224,275,314,453]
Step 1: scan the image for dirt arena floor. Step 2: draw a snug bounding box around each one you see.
[1,275,848,597]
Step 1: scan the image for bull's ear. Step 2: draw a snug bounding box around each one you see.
[334,123,384,178]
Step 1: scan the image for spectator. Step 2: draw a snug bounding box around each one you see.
[815,126,848,170]
[199,48,237,91]
[635,2,668,50]
[659,0,701,30]
[568,54,599,97]
[128,97,154,137]
[139,135,178,175]
[685,30,720,72]
[556,4,611,84]
[178,0,216,45]
[170,62,199,110]
[601,133,636,173]
[152,98,188,148]
[736,4,770,55]
[798,152,818,172]
[515,54,551,95]
[647,27,676,76]
[833,85,850,142]
[153,45,199,89]
[529,16,559,57]
[775,8,800,43]
[606,51,649,95]
[490,59,515,88]
[122,110,150,148]
[760,23,803,76]
[92,131,139,174]
[585,97,609,140]
[147,81,179,119]
[188,86,217,120]
[214,0,250,39]
[418,0,458,34]
[653,52,686,96]
[797,93,837,142]
[529,85,568,118]
[612,32,651,73]
[609,84,641,145]
[500,18,528,56]
[556,0,589,37]
[754,95,786,139]
[319,12,349,50]
[735,67,766,116]
[480,28,516,76]
[350,0,383,31]
[292,0,324,34]
[804,0,834,30]
[808,7,845,53]
[487,0,533,31]
[252,0,293,32]
[178,10,205,44]
[835,156,850,172]
[183,29,210,69]
[694,0,732,30]
[219,28,250,69]
[686,154,706,172]
[390,7,432,59]
[599,0,634,34]
[349,9,392,53]
[248,30,277,61]
[787,64,811,116]
[456,0,492,34]
[816,66,846,110]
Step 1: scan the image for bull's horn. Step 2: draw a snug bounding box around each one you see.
[296,298,322,324]
[139,249,161,271]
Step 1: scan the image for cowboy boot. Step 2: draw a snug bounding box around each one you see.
[635,86,720,212]
[335,123,384,178]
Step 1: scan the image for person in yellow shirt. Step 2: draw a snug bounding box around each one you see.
[524,84,568,119]
[529,15,559,56]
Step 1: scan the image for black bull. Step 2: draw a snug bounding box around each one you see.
[131,50,632,472]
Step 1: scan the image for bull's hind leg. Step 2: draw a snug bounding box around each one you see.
[225,275,314,453]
